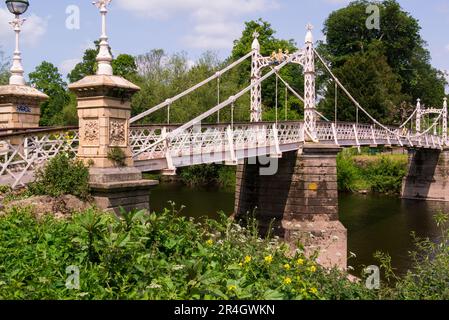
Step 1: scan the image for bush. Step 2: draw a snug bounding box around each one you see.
[28,153,90,200]
[179,164,236,189]
[0,206,374,300]
[107,147,127,167]
[336,152,359,192]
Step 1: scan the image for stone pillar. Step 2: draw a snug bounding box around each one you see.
[0,85,46,129]
[235,145,347,269]
[68,75,158,214]
[402,147,449,202]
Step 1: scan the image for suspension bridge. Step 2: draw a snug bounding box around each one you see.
[0,26,447,189]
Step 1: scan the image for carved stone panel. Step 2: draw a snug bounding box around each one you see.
[82,119,100,146]
[109,118,127,147]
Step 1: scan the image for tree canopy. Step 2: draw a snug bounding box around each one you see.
[0,48,10,85]
[29,62,71,126]
[319,0,447,123]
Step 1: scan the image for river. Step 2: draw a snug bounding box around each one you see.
[150,183,447,276]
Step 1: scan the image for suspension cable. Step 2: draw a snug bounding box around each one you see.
[217,77,221,123]
[285,86,288,121]
[334,81,338,126]
[167,103,171,125]
[134,51,301,157]
[275,74,279,124]
[130,50,254,124]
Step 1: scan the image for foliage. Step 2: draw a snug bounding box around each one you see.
[28,153,90,200]
[336,149,407,194]
[0,206,374,300]
[107,147,127,167]
[320,45,407,124]
[231,19,304,118]
[29,62,71,126]
[179,164,235,189]
[68,41,138,83]
[375,212,449,300]
[0,48,10,85]
[67,42,100,83]
[319,0,447,122]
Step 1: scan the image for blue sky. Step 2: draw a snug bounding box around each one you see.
[0,0,448,85]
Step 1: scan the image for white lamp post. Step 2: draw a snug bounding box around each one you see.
[93,0,113,76]
[5,0,29,86]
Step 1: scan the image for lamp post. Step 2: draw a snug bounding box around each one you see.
[5,0,29,86]
[93,0,113,76]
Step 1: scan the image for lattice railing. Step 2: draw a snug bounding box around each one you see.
[0,128,79,188]
[0,121,447,188]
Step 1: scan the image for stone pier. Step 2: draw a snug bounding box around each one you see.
[68,75,158,214]
[402,148,449,202]
[235,144,347,269]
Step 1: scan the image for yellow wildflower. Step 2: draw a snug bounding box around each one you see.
[238,262,243,267]
[296,258,304,266]
[310,287,318,295]
[308,265,317,273]
[283,263,291,270]
[264,255,273,264]
[206,239,213,246]
[244,256,252,264]
[228,285,237,292]
[283,277,292,285]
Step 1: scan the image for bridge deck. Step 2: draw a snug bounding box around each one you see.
[0,121,445,188]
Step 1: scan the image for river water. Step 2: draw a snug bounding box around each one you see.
[150,183,447,275]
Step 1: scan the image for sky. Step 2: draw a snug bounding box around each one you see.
[0,0,448,86]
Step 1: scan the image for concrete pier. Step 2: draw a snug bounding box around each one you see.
[235,144,347,269]
[402,148,449,202]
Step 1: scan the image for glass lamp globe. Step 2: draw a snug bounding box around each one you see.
[5,0,29,15]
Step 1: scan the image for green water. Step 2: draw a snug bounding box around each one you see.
[150,183,446,275]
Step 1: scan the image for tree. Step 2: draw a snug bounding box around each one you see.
[321,0,446,117]
[231,19,303,119]
[67,44,99,83]
[68,41,138,82]
[0,48,10,85]
[112,54,137,79]
[320,45,407,124]
[29,62,71,126]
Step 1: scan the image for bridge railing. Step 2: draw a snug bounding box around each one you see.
[0,127,79,188]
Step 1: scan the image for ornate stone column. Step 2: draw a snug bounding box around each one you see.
[68,0,157,214]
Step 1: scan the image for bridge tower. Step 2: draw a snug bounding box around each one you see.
[235,25,347,269]
[68,0,157,214]
[250,32,262,122]
[416,99,422,133]
[303,24,317,141]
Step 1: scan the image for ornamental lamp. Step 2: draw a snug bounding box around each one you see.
[5,0,29,15]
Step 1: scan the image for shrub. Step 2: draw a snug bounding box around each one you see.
[336,153,359,192]
[107,147,127,167]
[0,206,375,300]
[28,153,90,200]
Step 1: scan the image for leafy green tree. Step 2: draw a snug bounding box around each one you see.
[68,41,138,82]
[320,45,407,124]
[67,42,99,83]
[321,0,446,118]
[29,62,71,126]
[231,19,303,119]
[112,54,137,79]
[0,48,10,85]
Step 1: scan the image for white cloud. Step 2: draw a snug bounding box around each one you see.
[115,0,279,49]
[59,58,81,75]
[445,44,449,52]
[0,9,48,47]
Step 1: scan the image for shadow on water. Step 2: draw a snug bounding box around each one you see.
[151,183,446,275]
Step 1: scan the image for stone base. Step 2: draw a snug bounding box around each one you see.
[402,148,449,202]
[283,218,347,270]
[235,144,347,269]
[89,167,158,214]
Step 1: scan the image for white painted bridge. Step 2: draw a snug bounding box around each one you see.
[0,25,448,188]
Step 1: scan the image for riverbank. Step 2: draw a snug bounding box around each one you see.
[150,149,408,196]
